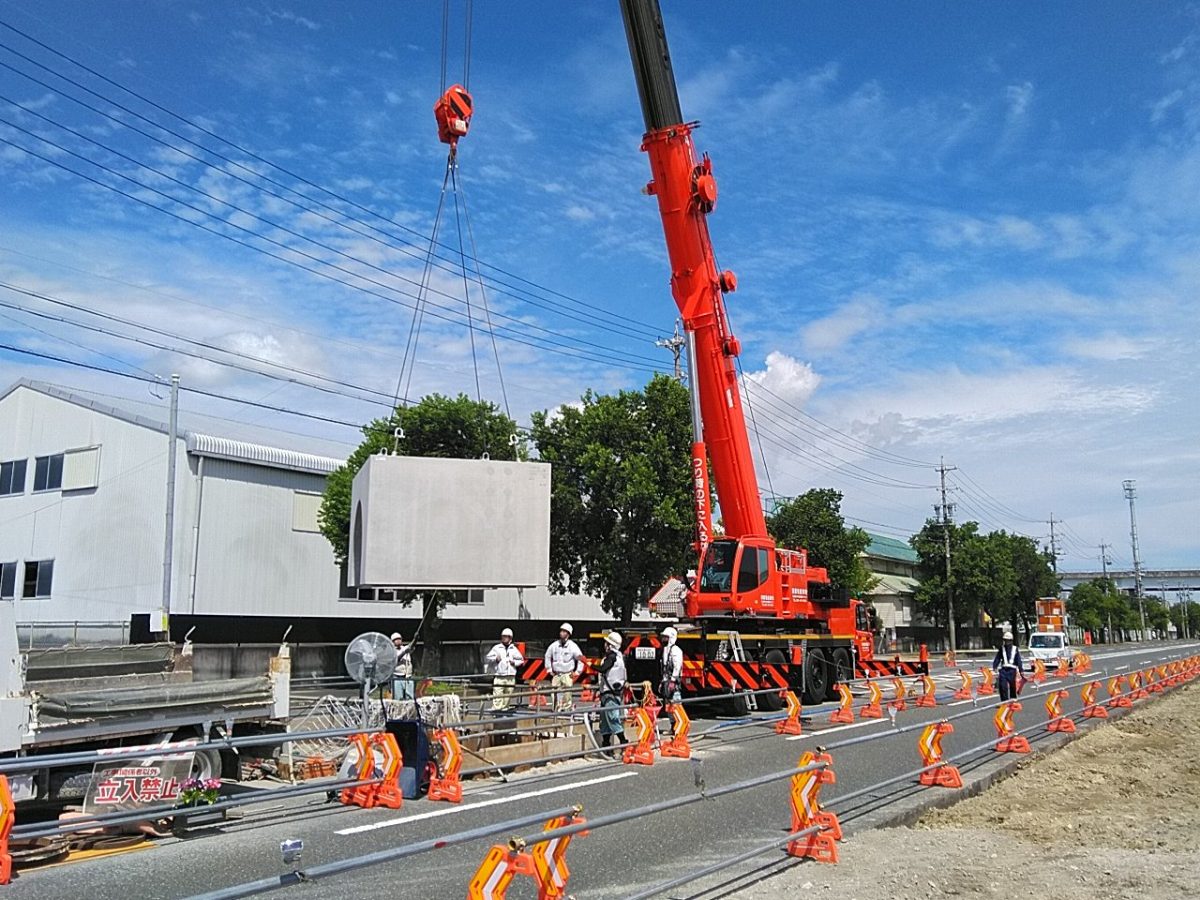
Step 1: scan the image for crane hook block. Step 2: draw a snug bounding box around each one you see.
[719,270,738,293]
[435,84,474,148]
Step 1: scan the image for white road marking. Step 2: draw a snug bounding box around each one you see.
[334,770,638,835]
[786,717,889,741]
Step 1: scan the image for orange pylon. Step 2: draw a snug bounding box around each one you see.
[977,667,995,696]
[890,676,908,711]
[860,680,883,719]
[429,727,464,803]
[339,733,375,808]
[530,807,588,900]
[917,721,962,788]
[1130,671,1150,700]
[467,844,537,900]
[660,703,692,758]
[622,707,656,766]
[367,732,404,809]
[1107,674,1132,708]
[1044,689,1076,733]
[1081,680,1108,719]
[787,751,841,863]
[953,669,974,701]
[1030,658,1047,684]
[915,674,937,708]
[829,683,854,724]
[943,649,956,668]
[1054,656,1070,679]
[776,690,803,735]
[993,701,1031,753]
[0,775,12,885]
[1149,666,1166,693]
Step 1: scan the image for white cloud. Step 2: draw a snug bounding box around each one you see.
[801,295,882,355]
[745,351,821,409]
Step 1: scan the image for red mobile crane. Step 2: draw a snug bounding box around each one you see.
[611,0,925,706]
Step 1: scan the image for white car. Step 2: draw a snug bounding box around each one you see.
[1028,632,1071,669]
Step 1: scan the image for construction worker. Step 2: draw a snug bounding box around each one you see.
[391,632,414,702]
[993,631,1024,701]
[597,631,626,756]
[545,622,585,713]
[660,626,683,704]
[486,627,524,712]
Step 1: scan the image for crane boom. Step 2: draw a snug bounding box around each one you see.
[620,0,833,620]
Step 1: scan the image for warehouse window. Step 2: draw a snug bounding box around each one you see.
[292,491,322,533]
[21,560,53,599]
[33,454,64,492]
[0,563,16,600]
[62,446,100,491]
[0,459,26,496]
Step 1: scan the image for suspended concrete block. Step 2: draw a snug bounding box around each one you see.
[348,455,550,589]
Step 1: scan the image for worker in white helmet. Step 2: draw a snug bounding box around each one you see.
[486,627,524,712]
[390,632,414,702]
[597,631,627,756]
[545,622,585,715]
[992,631,1024,702]
[659,626,684,705]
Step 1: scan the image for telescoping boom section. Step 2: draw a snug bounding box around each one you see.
[620,0,833,619]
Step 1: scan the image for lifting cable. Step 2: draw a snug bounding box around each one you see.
[393,0,511,458]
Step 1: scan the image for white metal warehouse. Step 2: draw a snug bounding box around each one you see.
[0,379,605,645]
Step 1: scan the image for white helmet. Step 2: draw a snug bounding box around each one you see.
[662,626,678,642]
[559,622,573,635]
[501,627,514,638]
[390,632,402,641]
[1002,631,1014,641]
[605,631,622,649]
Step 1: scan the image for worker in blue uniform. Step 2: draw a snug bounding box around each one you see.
[992,631,1023,701]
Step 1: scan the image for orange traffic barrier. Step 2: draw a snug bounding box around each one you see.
[467,844,537,900]
[787,750,841,863]
[429,727,464,803]
[0,775,11,885]
[368,732,404,809]
[1081,680,1108,719]
[1030,658,1047,684]
[978,667,995,696]
[622,707,656,766]
[530,808,588,900]
[1044,689,1076,733]
[993,701,1031,753]
[1130,671,1150,700]
[660,703,692,758]
[890,676,908,712]
[1149,666,1166,693]
[776,690,803,735]
[860,680,884,719]
[953,669,974,701]
[830,684,854,724]
[943,650,956,668]
[919,644,929,664]
[917,721,962,789]
[339,733,374,808]
[1054,657,1070,679]
[915,674,937,708]
[1107,674,1133,708]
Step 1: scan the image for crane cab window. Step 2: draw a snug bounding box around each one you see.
[699,541,736,592]
[736,546,770,593]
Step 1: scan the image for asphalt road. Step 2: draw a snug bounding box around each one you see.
[8,641,1196,900]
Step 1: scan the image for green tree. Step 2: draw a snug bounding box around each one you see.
[910,519,985,630]
[999,533,1058,642]
[767,489,875,597]
[531,374,693,626]
[1143,596,1171,638]
[319,394,521,669]
[1068,578,1129,642]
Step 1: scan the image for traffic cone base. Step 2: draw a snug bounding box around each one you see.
[830,684,854,724]
[860,680,883,719]
[660,703,692,759]
[776,690,803,735]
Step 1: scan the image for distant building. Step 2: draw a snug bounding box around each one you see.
[0,379,609,646]
[861,533,921,633]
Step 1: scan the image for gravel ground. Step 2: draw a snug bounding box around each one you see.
[733,680,1199,900]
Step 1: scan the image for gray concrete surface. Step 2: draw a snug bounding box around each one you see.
[6,641,1193,900]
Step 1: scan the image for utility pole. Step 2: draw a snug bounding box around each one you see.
[1046,514,1059,573]
[161,374,180,639]
[1098,543,1111,580]
[1123,479,1147,641]
[1182,586,1192,641]
[655,322,686,381]
[935,457,958,652]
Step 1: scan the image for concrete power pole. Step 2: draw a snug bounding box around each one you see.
[936,457,958,652]
[1123,479,1147,641]
[1047,514,1059,573]
[161,374,180,638]
[655,323,686,381]
[1098,542,1112,579]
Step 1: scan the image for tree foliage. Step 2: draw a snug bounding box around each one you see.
[531,374,693,626]
[767,489,875,597]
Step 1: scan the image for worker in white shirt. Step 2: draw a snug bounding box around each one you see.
[659,626,684,704]
[390,632,414,701]
[486,627,524,712]
[544,622,585,713]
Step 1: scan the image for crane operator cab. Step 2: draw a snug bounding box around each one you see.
[690,537,835,619]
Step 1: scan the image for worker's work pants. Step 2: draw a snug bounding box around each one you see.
[599,692,625,738]
[392,677,415,702]
[492,676,516,711]
[550,672,575,712]
[998,669,1018,702]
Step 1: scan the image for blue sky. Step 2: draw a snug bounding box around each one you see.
[0,1,1196,572]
